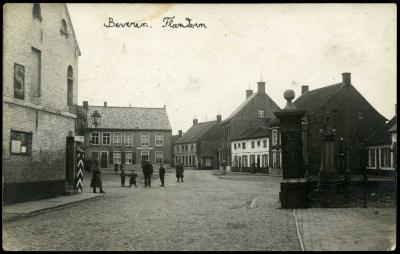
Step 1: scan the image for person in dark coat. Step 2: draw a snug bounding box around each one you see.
[129,170,137,187]
[120,165,126,187]
[251,161,257,174]
[176,162,184,182]
[142,160,153,187]
[90,159,105,193]
[159,164,166,187]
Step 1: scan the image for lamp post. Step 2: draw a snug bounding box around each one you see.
[91,110,101,127]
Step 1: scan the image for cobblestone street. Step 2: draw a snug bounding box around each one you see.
[2,170,396,251]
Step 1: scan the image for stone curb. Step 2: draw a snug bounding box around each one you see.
[3,194,104,223]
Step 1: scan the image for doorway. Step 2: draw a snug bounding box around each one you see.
[100,151,108,168]
[65,136,75,186]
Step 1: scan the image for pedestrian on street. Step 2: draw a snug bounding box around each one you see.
[120,165,126,187]
[176,162,184,182]
[129,170,137,187]
[159,164,166,187]
[252,161,257,174]
[142,160,153,187]
[90,159,105,194]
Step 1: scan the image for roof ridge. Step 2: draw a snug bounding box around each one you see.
[87,105,166,109]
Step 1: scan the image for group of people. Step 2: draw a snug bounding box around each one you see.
[89,159,186,193]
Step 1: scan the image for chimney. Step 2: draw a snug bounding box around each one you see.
[193,118,198,125]
[342,72,351,85]
[257,81,265,94]
[178,130,183,137]
[104,101,107,107]
[246,89,253,99]
[83,101,88,110]
[301,85,309,95]
[216,115,222,123]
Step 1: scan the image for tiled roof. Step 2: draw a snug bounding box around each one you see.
[232,126,269,141]
[175,121,217,144]
[294,83,343,114]
[365,116,396,146]
[86,106,171,130]
[221,92,281,123]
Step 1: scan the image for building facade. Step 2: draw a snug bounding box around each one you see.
[174,116,221,169]
[219,80,281,171]
[269,119,282,171]
[294,73,387,175]
[231,126,270,173]
[2,3,81,204]
[82,102,172,171]
[170,130,183,167]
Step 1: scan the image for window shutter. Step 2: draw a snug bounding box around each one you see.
[121,152,125,164]
[109,151,113,164]
[132,152,136,164]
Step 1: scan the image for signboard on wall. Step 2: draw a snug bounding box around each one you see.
[14,63,25,99]
[74,136,84,142]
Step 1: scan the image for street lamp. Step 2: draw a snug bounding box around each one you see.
[91,110,101,127]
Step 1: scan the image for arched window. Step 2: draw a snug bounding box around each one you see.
[32,3,42,21]
[67,66,73,106]
[60,19,68,38]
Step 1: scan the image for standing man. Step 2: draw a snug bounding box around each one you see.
[159,164,166,187]
[176,162,184,182]
[142,160,153,187]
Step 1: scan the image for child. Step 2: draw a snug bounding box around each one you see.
[120,165,126,187]
[129,170,137,187]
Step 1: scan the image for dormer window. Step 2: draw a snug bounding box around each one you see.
[60,19,68,38]
[32,3,42,21]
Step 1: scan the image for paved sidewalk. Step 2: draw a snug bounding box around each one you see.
[294,208,397,251]
[3,193,104,222]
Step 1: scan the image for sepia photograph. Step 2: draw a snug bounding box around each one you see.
[2,2,397,251]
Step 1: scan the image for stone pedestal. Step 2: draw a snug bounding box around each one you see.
[274,90,309,209]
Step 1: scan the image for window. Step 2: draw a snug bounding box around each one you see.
[185,145,188,152]
[263,139,267,148]
[272,130,278,145]
[262,154,268,167]
[380,147,391,168]
[113,152,121,164]
[125,152,133,164]
[124,133,133,146]
[250,155,256,164]
[272,151,277,168]
[32,3,42,21]
[242,142,246,149]
[258,110,265,118]
[238,143,241,148]
[251,141,255,148]
[91,132,99,145]
[155,133,164,147]
[191,144,194,152]
[176,145,179,153]
[332,109,338,120]
[10,131,32,155]
[234,143,237,150]
[113,133,122,146]
[67,66,73,106]
[257,141,260,147]
[233,155,238,167]
[60,19,68,37]
[242,155,248,167]
[102,133,111,145]
[141,151,150,163]
[141,133,150,146]
[31,48,41,97]
[155,151,163,164]
[14,64,25,99]
[368,148,376,168]
[358,111,364,120]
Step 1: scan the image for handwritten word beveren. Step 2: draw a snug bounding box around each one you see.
[162,16,207,28]
[104,17,149,28]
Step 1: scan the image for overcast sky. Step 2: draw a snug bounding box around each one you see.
[67,3,396,134]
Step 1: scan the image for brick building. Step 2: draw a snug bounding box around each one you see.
[293,73,387,175]
[219,80,281,171]
[81,102,172,171]
[170,130,182,167]
[2,3,81,204]
[174,116,221,169]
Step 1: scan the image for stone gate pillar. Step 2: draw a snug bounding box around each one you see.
[274,90,309,208]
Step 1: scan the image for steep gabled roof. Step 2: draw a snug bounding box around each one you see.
[86,106,171,130]
[221,91,280,123]
[231,126,269,141]
[175,121,217,144]
[364,116,397,146]
[294,83,343,114]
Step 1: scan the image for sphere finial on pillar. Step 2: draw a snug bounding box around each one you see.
[283,89,296,110]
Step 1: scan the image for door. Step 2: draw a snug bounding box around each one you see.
[100,151,108,168]
[65,137,75,185]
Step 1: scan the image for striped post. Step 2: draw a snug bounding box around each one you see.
[76,151,84,192]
